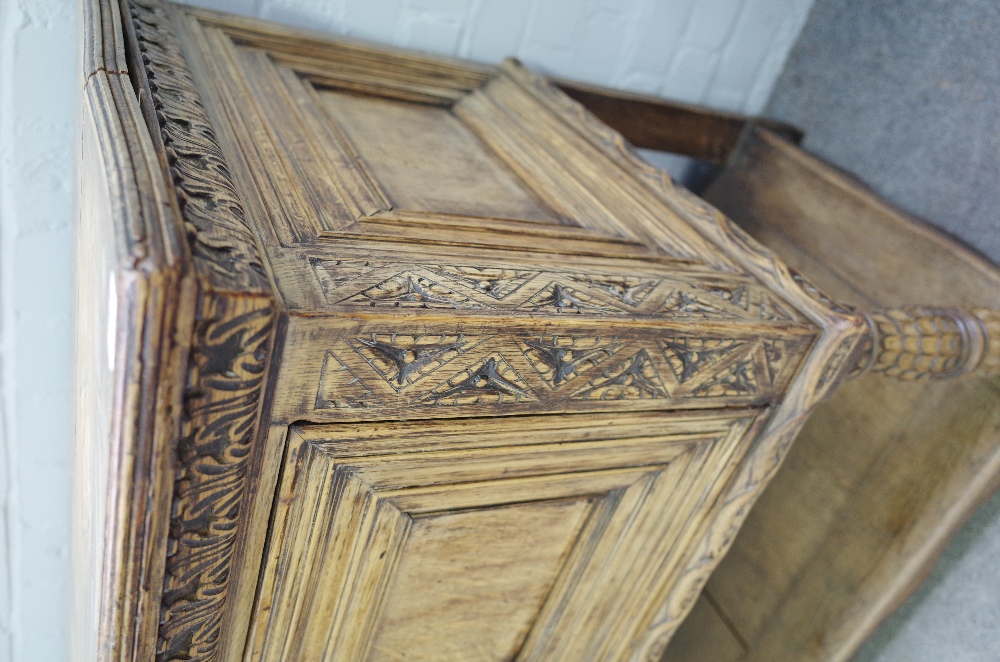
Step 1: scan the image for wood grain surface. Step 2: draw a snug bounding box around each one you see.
[81,3,970,661]
[665,127,1000,662]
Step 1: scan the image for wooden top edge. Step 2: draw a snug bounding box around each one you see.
[84,69,187,275]
[173,2,498,81]
[749,126,1000,280]
[83,0,130,80]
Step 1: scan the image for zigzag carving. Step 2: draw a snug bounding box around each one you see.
[314,333,810,413]
[309,258,806,323]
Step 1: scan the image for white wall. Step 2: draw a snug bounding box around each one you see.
[0,0,813,659]
[203,0,816,114]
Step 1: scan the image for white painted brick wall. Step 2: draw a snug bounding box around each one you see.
[0,0,813,659]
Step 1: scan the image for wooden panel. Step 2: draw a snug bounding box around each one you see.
[319,91,560,223]
[369,500,592,660]
[80,4,872,662]
[665,127,1000,661]
[248,410,759,660]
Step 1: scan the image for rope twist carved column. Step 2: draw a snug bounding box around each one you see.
[853,307,1000,380]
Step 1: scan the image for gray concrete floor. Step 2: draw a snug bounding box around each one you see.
[765,1,1000,659]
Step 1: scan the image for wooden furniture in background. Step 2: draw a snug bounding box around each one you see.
[76,1,1000,660]
[661,128,1000,661]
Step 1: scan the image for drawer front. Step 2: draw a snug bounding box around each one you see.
[248,409,763,661]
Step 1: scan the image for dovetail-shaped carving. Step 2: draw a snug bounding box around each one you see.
[659,338,749,384]
[351,334,468,389]
[315,350,374,409]
[425,265,539,300]
[522,282,607,314]
[519,336,624,388]
[572,349,668,400]
[424,355,534,405]
[344,272,475,309]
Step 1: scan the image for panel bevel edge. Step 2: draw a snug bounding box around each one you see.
[117,2,282,662]
[248,410,760,660]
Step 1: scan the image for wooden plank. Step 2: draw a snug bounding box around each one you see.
[556,79,803,163]
[665,127,1000,661]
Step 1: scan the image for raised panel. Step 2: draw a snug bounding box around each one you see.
[369,500,593,660]
[319,91,561,224]
[247,410,761,660]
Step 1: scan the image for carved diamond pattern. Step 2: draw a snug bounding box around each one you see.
[659,338,749,384]
[657,289,742,320]
[690,355,758,398]
[425,265,539,300]
[321,331,810,412]
[521,282,606,314]
[570,275,660,307]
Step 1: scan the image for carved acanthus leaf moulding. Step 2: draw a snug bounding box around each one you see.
[123,1,277,660]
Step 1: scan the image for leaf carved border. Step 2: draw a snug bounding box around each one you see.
[123,0,269,293]
[121,1,277,660]
[159,293,274,661]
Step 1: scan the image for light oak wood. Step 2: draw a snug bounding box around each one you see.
[665,127,1000,661]
[76,3,1000,661]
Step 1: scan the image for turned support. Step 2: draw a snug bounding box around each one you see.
[852,307,1000,380]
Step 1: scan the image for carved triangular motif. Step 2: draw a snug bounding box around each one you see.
[657,289,742,319]
[762,338,797,385]
[659,338,749,384]
[519,336,624,388]
[707,284,749,311]
[572,349,669,400]
[521,282,608,314]
[310,258,376,300]
[351,334,468,389]
[756,292,798,322]
[690,355,759,398]
[426,265,539,300]
[343,272,475,309]
[570,275,660,307]
[424,355,534,405]
[315,351,373,409]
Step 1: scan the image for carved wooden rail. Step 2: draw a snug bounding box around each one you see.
[853,307,1000,380]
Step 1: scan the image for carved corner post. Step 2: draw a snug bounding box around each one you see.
[116,0,279,660]
[851,307,1000,381]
